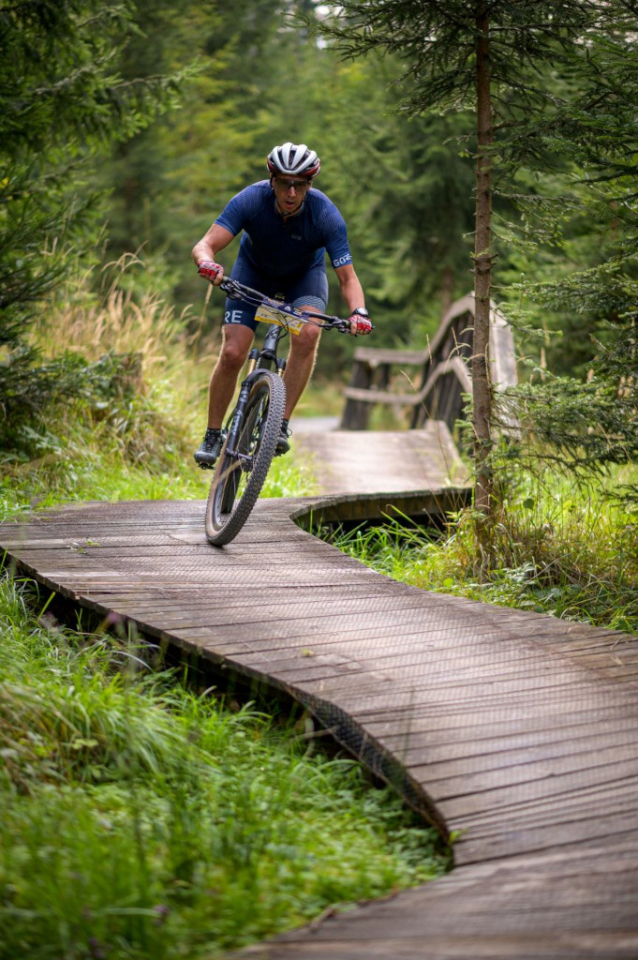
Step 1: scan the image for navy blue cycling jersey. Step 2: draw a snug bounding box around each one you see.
[215,180,352,280]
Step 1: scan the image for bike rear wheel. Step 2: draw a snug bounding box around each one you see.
[205,370,286,546]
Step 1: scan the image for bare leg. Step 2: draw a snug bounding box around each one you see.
[207,324,255,428]
[283,308,322,419]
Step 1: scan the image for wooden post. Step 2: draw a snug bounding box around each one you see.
[341,357,373,429]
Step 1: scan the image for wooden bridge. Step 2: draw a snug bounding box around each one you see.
[2,467,638,959]
[340,293,518,436]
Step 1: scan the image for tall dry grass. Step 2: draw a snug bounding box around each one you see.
[32,253,220,415]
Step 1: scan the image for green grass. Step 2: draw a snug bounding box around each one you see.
[292,377,345,418]
[0,442,315,524]
[0,574,447,959]
[325,468,638,636]
[0,391,316,524]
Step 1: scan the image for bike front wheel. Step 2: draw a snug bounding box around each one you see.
[205,370,286,546]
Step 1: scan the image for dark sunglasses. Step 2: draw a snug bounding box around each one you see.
[273,177,311,191]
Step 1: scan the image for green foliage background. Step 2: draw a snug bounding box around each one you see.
[1,0,638,480]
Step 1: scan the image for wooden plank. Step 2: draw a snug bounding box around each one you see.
[416,742,638,804]
[460,781,638,837]
[450,776,638,836]
[373,714,638,768]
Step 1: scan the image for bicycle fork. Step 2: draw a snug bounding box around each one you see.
[225,374,256,461]
[225,325,286,460]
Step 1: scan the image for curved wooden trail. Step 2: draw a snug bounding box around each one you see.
[2,487,638,959]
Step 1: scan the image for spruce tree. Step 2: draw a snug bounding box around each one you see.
[314,0,620,519]
[495,7,638,494]
[0,0,184,451]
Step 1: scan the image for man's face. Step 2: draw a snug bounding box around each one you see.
[271,175,312,215]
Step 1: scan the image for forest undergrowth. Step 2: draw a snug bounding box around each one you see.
[0,262,316,523]
[328,467,638,637]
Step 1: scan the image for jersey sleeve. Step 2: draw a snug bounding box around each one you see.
[322,203,353,269]
[214,183,265,236]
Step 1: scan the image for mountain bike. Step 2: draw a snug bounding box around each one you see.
[204,278,356,547]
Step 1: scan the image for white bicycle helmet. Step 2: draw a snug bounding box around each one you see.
[267,142,321,179]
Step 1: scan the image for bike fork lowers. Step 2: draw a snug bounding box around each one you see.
[225,374,255,458]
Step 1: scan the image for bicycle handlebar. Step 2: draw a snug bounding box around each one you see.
[217,277,366,335]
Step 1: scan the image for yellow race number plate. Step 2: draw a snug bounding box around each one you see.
[254,304,304,335]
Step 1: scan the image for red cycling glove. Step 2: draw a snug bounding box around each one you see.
[349,309,372,336]
[197,260,224,284]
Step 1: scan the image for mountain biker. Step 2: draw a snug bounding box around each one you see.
[192,141,372,468]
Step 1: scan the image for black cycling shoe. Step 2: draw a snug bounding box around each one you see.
[194,428,226,469]
[275,418,291,457]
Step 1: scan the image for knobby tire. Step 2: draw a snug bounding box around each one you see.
[205,370,286,546]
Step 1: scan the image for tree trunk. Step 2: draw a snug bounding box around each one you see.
[473,4,494,518]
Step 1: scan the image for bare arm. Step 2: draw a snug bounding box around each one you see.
[334,263,371,336]
[192,223,235,266]
[334,263,366,314]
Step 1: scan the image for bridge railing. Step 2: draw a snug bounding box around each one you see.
[340,292,518,436]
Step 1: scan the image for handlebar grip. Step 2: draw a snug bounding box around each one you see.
[334,319,375,335]
[197,260,224,283]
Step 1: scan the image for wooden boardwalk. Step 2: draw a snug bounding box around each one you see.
[1,494,638,960]
[293,421,469,498]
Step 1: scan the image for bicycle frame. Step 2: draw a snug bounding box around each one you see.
[219,278,349,461]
